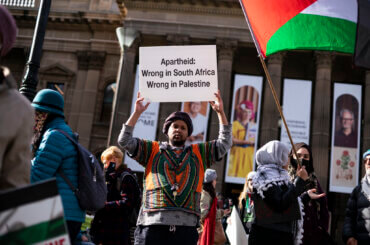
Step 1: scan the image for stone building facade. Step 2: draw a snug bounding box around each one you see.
[2,0,370,243]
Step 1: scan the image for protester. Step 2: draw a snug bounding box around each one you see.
[118,90,232,245]
[238,171,256,234]
[90,146,140,245]
[0,5,34,190]
[288,142,329,245]
[228,100,257,178]
[30,89,85,243]
[249,140,310,245]
[342,149,370,245]
[198,169,230,245]
[186,101,207,144]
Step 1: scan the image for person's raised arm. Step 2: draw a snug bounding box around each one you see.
[209,90,228,125]
[118,92,150,157]
[126,92,150,127]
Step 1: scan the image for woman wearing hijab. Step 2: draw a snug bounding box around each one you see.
[288,143,329,245]
[249,140,324,245]
[228,100,257,178]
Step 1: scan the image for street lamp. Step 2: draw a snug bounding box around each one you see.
[107,27,139,146]
[19,0,52,101]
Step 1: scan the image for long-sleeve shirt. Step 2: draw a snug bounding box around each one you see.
[118,123,232,226]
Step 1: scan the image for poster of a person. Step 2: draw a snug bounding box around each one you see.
[181,101,209,144]
[225,75,263,184]
[330,84,362,194]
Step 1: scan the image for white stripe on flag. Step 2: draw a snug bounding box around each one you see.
[0,196,64,235]
[301,0,357,23]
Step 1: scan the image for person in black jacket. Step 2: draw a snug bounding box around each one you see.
[342,149,370,245]
[249,140,324,245]
[90,146,140,245]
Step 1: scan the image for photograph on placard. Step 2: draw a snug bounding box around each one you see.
[329,83,362,193]
[333,94,359,148]
[225,74,263,184]
[181,101,210,145]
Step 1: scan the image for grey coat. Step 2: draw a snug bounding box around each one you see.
[0,67,34,190]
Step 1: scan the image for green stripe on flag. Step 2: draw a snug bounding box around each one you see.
[0,218,66,244]
[266,14,356,56]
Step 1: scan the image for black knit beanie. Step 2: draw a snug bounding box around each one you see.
[162,111,193,137]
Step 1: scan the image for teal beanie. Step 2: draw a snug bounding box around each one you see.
[363,149,370,160]
[31,89,64,117]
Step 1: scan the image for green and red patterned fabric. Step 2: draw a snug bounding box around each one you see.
[133,140,218,215]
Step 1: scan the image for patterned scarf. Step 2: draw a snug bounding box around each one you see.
[252,141,304,245]
[32,111,48,157]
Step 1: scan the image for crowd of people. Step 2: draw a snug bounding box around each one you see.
[1,5,370,245]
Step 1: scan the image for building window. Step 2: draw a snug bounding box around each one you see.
[47,82,64,94]
[101,82,116,122]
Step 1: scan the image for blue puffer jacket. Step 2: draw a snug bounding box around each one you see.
[31,117,85,222]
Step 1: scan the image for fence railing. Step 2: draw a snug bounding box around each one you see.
[0,0,35,7]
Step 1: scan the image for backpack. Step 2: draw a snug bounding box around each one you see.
[117,171,142,226]
[55,129,107,212]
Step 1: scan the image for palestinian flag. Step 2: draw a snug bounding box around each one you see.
[240,0,370,68]
[0,179,70,244]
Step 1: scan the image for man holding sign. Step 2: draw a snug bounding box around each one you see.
[118,90,231,245]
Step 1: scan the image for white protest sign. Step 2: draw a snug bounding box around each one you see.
[139,45,218,102]
[226,206,248,245]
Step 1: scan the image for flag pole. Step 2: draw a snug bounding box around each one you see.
[239,0,301,167]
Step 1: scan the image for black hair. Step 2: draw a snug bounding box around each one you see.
[32,113,63,156]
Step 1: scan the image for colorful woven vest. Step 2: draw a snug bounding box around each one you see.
[133,140,217,215]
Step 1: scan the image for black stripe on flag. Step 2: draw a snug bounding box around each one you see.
[355,0,370,69]
[0,179,59,211]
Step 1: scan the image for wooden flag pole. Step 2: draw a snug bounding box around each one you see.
[258,55,302,168]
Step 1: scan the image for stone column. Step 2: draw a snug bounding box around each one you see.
[211,39,237,191]
[311,51,333,192]
[362,71,370,175]
[259,52,285,146]
[108,39,140,146]
[69,54,88,130]
[72,51,106,148]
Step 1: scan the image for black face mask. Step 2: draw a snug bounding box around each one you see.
[292,158,312,173]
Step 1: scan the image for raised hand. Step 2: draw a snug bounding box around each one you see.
[209,90,224,114]
[134,92,150,114]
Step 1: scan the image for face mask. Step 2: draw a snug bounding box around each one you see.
[292,158,311,171]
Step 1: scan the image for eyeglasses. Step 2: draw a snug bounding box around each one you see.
[341,117,353,122]
[295,153,310,160]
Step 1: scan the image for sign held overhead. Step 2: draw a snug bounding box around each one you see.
[139,45,218,102]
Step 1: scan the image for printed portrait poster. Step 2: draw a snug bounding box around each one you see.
[181,102,210,145]
[280,79,312,146]
[124,65,160,172]
[329,83,362,194]
[225,74,263,184]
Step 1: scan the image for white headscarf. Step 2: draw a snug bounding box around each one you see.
[252,140,291,198]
